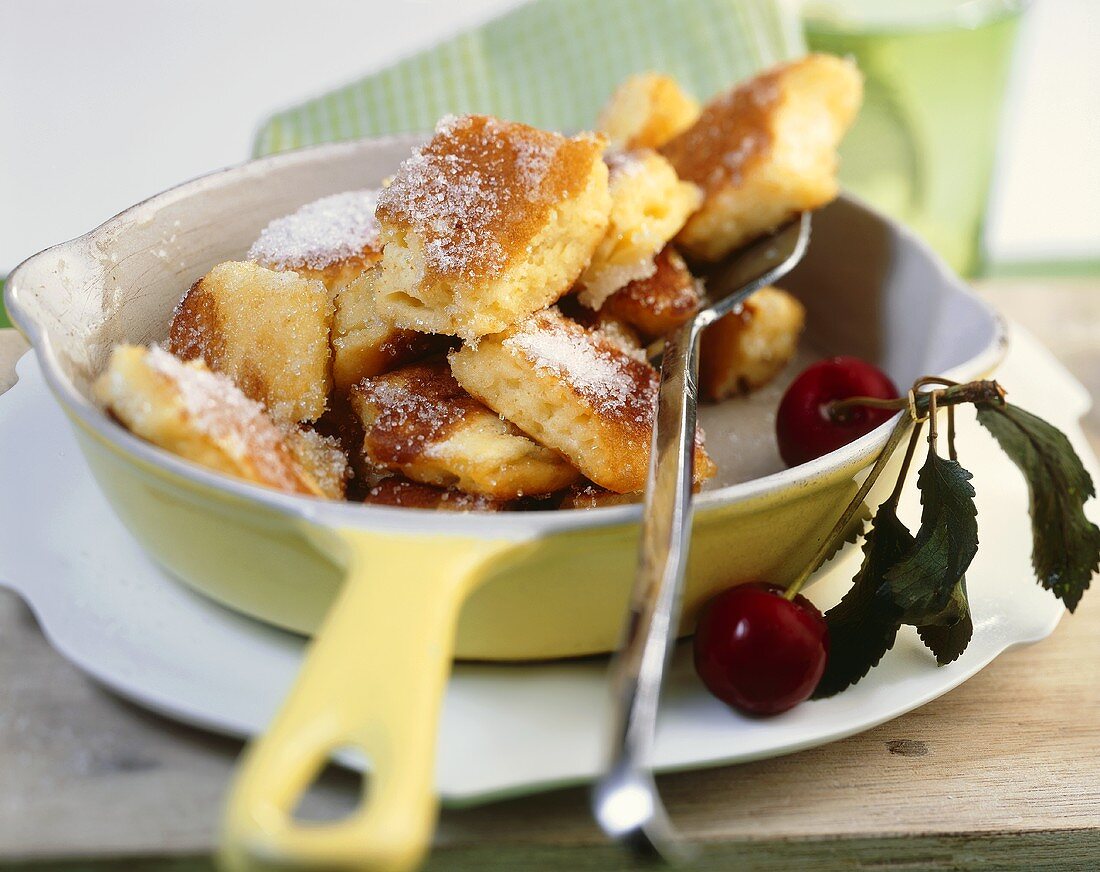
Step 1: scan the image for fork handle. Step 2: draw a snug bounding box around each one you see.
[593,317,702,855]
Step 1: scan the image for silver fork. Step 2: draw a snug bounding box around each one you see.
[591,212,813,862]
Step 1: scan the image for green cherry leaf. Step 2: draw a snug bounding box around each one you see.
[916,576,973,665]
[976,402,1100,611]
[885,445,979,626]
[813,505,913,699]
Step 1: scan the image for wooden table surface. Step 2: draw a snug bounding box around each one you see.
[2,279,1098,871]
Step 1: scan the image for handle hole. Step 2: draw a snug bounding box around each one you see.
[290,746,371,825]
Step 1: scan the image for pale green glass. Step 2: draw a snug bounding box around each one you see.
[804,0,1023,276]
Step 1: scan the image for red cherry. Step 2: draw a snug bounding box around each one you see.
[776,356,899,466]
[693,582,829,716]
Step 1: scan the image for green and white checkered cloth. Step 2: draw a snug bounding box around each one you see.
[253,0,801,156]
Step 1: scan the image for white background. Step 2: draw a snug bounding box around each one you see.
[2,0,1097,273]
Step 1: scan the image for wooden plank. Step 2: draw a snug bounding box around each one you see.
[7,829,1100,871]
[429,829,1100,871]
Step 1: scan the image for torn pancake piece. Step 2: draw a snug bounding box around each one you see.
[284,427,351,500]
[168,261,333,423]
[598,73,701,150]
[699,286,805,401]
[94,345,337,498]
[600,246,701,340]
[661,54,862,261]
[449,308,715,494]
[373,114,612,339]
[576,148,702,310]
[332,268,451,393]
[248,189,383,299]
[350,358,579,499]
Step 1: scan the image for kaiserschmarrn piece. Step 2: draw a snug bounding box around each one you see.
[331,268,450,392]
[94,345,335,498]
[449,308,715,493]
[576,149,702,309]
[361,476,508,512]
[598,73,701,150]
[168,261,332,423]
[247,189,383,299]
[350,358,579,498]
[660,54,862,261]
[372,114,612,339]
[699,286,806,401]
[284,427,352,500]
[600,246,701,339]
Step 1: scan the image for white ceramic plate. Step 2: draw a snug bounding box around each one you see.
[1,323,1093,804]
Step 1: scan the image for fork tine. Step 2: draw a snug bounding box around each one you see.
[700,211,813,322]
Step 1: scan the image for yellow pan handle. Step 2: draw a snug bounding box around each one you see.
[220,530,512,872]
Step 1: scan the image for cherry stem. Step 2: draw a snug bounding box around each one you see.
[887,419,925,512]
[948,404,958,462]
[783,378,1005,603]
[928,389,939,445]
[827,379,1005,421]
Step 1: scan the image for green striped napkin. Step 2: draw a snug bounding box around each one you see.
[254,0,801,156]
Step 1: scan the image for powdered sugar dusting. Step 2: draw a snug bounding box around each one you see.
[143,346,307,489]
[591,318,647,362]
[578,257,657,310]
[604,147,647,181]
[376,115,568,278]
[504,311,657,421]
[248,189,380,270]
[515,138,557,197]
[286,428,350,497]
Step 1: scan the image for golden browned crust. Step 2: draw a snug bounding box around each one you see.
[350,358,579,498]
[167,261,333,423]
[699,285,805,401]
[373,114,612,339]
[94,345,335,498]
[600,246,701,339]
[661,67,780,193]
[449,308,714,493]
[660,54,862,261]
[598,73,701,150]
